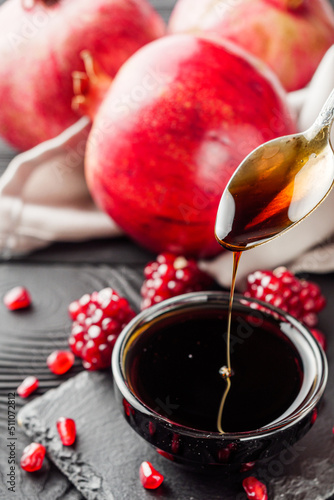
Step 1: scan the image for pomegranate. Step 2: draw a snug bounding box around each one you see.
[84,35,296,257]
[0,0,165,150]
[168,0,334,92]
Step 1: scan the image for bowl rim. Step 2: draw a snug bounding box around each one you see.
[112,290,328,441]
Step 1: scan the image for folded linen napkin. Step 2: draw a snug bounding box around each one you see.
[0,117,122,258]
[1,46,334,287]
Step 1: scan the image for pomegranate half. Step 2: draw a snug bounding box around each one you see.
[85,35,296,257]
[168,0,334,92]
[0,0,165,150]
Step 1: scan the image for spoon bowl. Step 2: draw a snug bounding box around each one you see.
[215,89,334,251]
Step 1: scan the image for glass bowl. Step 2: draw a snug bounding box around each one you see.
[112,291,327,470]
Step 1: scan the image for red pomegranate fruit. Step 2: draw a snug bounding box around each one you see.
[168,0,334,92]
[0,0,165,150]
[83,35,296,257]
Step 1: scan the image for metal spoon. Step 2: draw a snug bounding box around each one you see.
[215,89,334,252]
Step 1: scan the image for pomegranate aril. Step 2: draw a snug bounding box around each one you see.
[302,312,318,328]
[69,325,86,356]
[242,476,268,500]
[88,325,105,340]
[68,300,82,320]
[20,442,46,472]
[56,417,76,446]
[168,280,184,295]
[315,296,326,311]
[139,461,164,489]
[157,252,175,264]
[4,286,31,311]
[17,376,39,398]
[102,318,119,333]
[47,350,75,375]
[79,293,91,310]
[144,262,158,278]
[81,339,112,371]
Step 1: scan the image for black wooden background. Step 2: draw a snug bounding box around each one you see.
[1,1,334,500]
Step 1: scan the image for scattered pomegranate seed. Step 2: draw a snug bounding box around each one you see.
[242,476,268,500]
[47,350,74,375]
[17,376,39,398]
[310,328,327,351]
[4,286,31,310]
[20,442,46,472]
[139,461,164,490]
[141,252,213,309]
[68,287,135,370]
[56,417,76,446]
[244,267,326,328]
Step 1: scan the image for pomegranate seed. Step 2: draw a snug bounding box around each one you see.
[56,417,76,446]
[47,350,74,375]
[4,286,31,310]
[68,300,82,320]
[310,328,327,351]
[242,476,268,500]
[141,252,213,309]
[139,461,164,489]
[68,287,135,370]
[20,442,46,472]
[17,376,39,398]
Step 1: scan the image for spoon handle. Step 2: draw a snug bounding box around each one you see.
[313,88,334,132]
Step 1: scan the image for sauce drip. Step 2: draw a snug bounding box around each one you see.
[217,250,241,434]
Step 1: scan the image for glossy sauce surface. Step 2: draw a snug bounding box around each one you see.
[126,310,303,433]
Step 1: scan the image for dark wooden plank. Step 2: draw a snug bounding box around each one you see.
[18,237,155,266]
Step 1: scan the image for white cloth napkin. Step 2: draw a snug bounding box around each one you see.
[1,46,334,290]
[0,118,122,258]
